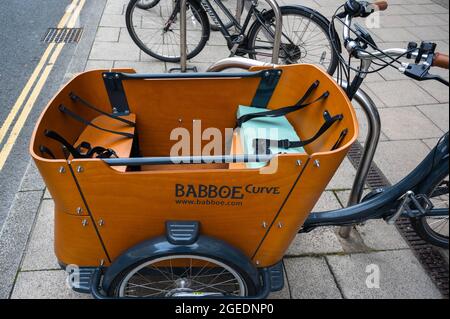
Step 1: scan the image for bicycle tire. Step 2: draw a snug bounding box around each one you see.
[126,0,210,63]
[410,162,449,248]
[246,6,339,75]
[108,252,258,298]
[136,0,160,10]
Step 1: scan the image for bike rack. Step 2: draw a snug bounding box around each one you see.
[174,0,283,72]
[170,0,198,73]
[207,57,382,238]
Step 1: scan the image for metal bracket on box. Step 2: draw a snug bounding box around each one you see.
[251,69,282,109]
[102,72,130,115]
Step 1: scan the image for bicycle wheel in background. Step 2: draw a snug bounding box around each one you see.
[411,169,449,249]
[136,0,161,9]
[247,6,339,75]
[126,0,210,62]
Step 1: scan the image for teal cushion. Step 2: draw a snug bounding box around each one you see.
[237,105,305,168]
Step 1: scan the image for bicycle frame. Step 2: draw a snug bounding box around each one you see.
[200,0,257,48]
[168,0,282,60]
[303,132,449,230]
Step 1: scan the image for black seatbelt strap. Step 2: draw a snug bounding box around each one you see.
[45,130,118,159]
[252,113,344,154]
[44,130,84,158]
[236,81,329,128]
[59,105,134,139]
[69,92,135,127]
[39,145,56,159]
[331,128,349,151]
[75,141,118,158]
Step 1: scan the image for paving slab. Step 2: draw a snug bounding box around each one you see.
[378,106,443,140]
[284,257,343,299]
[326,250,443,299]
[21,200,59,271]
[325,158,357,191]
[95,27,120,42]
[89,41,140,61]
[18,161,45,192]
[287,227,345,256]
[368,80,438,107]
[356,220,410,251]
[85,59,114,70]
[0,191,43,298]
[419,80,450,104]
[372,140,431,184]
[99,14,127,28]
[11,270,91,299]
[417,103,450,132]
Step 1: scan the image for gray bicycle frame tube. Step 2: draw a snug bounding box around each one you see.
[304,135,449,227]
[199,0,282,64]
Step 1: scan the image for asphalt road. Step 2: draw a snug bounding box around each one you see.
[0,0,85,229]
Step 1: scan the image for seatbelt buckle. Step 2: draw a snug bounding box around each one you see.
[278,139,290,149]
[253,139,272,155]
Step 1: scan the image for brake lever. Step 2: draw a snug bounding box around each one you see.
[402,63,450,86]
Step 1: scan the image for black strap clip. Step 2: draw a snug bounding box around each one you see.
[252,139,273,155]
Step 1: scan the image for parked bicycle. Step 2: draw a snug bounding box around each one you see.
[327,0,449,247]
[126,0,339,74]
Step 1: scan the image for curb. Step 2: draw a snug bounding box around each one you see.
[0,0,107,299]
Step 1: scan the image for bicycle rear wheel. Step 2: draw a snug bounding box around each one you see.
[126,0,210,62]
[247,6,339,75]
[411,168,449,249]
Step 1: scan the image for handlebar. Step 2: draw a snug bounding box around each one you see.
[374,1,388,11]
[433,53,450,69]
[340,1,448,71]
[338,0,388,19]
[336,0,449,93]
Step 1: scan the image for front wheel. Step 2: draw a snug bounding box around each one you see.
[410,168,449,249]
[109,253,258,298]
[126,0,210,62]
[246,6,339,75]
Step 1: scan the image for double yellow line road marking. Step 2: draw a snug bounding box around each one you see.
[0,0,86,171]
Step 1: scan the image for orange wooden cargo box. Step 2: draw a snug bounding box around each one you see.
[30,64,358,272]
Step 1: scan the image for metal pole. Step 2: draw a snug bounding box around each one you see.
[180,0,188,72]
[338,83,381,238]
[263,0,282,64]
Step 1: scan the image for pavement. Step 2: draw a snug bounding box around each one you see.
[1,0,448,299]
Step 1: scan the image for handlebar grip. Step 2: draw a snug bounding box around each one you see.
[374,1,388,11]
[433,53,450,69]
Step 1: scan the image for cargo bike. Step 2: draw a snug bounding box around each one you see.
[30,1,449,299]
